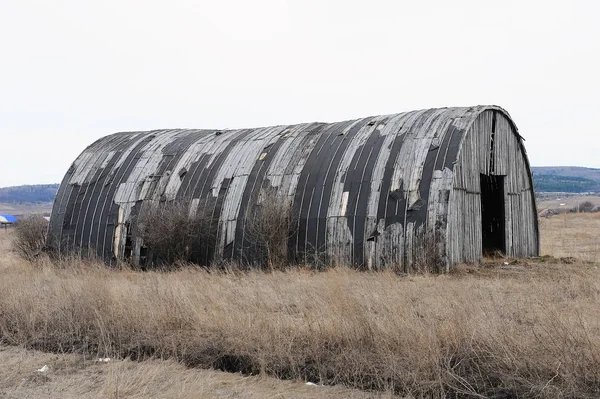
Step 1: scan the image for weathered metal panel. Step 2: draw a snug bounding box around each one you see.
[49,105,539,269]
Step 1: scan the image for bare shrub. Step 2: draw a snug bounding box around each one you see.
[13,215,48,261]
[579,200,595,213]
[411,228,446,273]
[570,200,595,213]
[244,189,295,270]
[136,198,216,266]
[300,243,332,271]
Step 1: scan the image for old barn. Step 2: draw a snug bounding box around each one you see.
[49,106,539,270]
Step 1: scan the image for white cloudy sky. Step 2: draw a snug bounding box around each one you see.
[1,0,598,187]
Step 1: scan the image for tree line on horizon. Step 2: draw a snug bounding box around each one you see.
[0,184,59,204]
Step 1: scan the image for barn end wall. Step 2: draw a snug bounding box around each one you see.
[448,109,539,265]
[48,106,538,270]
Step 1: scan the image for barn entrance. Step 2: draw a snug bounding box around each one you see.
[480,174,505,255]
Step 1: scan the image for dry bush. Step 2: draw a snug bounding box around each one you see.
[12,215,48,261]
[136,198,216,266]
[244,189,295,270]
[300,243,332,271]
[410,228,446,273]
[570,200,596,213]
[578,201,595,213]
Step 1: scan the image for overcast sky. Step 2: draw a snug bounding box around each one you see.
[0,0,598,187]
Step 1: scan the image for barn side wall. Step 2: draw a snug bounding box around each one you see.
[448,110,539,264]
[49,106,537,270]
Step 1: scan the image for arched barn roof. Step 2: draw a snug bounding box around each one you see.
[49,105,539,270]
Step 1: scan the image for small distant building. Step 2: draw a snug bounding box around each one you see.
[0,214,17,228]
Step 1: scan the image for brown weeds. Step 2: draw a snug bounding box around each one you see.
[0,213,599,397]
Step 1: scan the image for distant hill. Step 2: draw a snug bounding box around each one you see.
[0,184,59,204]
[531,167,600,193]
[532,175,600,193]
[531,167,600,182]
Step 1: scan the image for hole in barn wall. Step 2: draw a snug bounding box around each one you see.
[124,222,133,260]
[480,174,506,256]
[139,246,148,268]
[179,167,187,180]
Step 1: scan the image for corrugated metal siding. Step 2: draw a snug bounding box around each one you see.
[49,105,539,269]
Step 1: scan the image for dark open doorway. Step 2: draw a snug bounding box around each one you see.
[480,174,505,255]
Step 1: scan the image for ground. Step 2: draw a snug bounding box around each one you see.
[537,194,600,213]
[0,212,599,398]
[0,346,384,399]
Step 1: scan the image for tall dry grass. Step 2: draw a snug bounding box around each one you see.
[0,213,599,397]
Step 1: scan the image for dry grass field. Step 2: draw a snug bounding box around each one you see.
[537,195,600,214]
[540,211,600,261]
[0,212,599,398]
[0,202,53,216]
